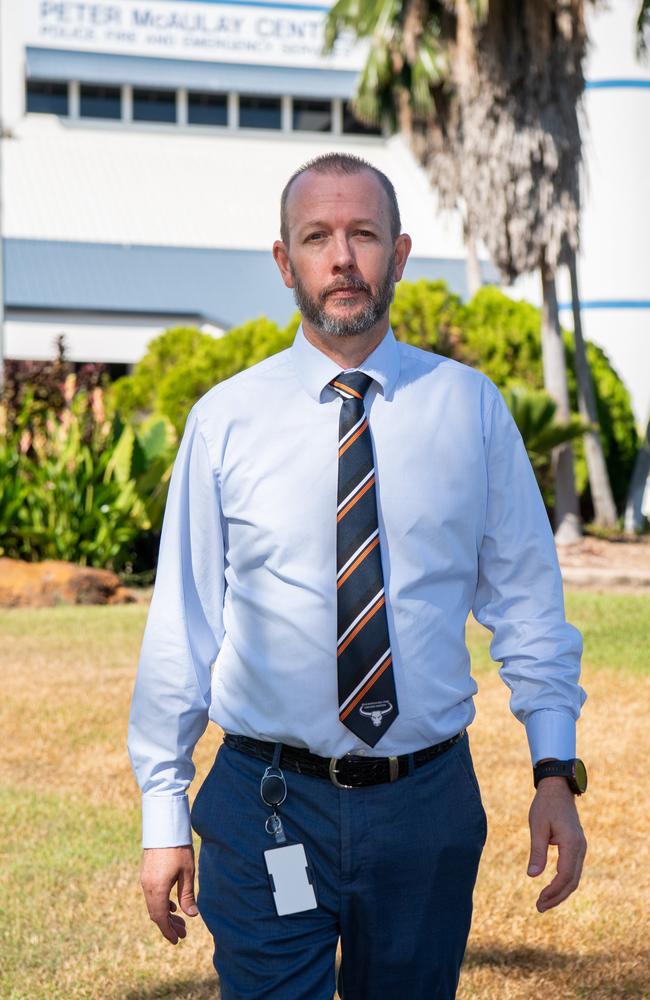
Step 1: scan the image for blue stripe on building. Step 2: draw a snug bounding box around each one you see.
[559,300,650,311]
[585,79,650,89]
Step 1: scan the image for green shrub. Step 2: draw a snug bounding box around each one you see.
[389,279,466,356]
[459,287,544,388]
[111,315,301,435]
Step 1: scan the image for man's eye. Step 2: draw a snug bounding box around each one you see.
[355,230,375,238]
[306,232,326,241]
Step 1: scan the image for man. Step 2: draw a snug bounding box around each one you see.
[128,153,587,1000]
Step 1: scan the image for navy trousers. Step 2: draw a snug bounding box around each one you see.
[190,732,487,1000]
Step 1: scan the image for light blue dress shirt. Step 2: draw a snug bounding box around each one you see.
[128,326,585,848]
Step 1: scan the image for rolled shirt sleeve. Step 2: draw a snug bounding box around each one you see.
[472,386,587,765]
[127,408,225,848]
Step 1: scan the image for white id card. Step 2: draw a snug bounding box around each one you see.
[264,843,318,916]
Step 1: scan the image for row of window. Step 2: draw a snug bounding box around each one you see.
[26,80,382,136]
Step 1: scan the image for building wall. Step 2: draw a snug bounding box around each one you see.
[550,0,649,429]
[1,0,648,430]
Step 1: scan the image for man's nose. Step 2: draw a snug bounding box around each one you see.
[331,235,355,271]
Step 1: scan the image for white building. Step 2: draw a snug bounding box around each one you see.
[0,0,648,429]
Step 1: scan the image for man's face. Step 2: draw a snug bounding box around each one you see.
[273,169,411,339]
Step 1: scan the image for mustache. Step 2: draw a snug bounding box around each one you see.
[320,277,371,302]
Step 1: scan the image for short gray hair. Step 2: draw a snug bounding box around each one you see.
[280,153,401,245]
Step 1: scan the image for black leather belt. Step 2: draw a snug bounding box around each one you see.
[223,730,465,788]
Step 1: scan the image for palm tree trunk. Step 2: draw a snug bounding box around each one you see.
[465,222,482,299]
[568,254,618,528]
[540,261,582,544]
[624,414,650,533]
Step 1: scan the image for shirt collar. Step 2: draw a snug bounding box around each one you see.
[290,324,401,403]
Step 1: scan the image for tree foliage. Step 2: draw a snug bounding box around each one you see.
[111,315,301,434]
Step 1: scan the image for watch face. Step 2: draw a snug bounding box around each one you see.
[573,758,588,793]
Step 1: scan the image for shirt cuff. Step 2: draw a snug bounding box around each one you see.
[142,794,193,849]
[525,709,577,766]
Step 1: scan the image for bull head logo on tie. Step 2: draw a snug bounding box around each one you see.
[359,701,394,727]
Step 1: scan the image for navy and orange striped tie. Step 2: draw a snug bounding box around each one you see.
[330,371,398,747]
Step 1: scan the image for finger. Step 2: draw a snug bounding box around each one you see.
[177,861,199,917]
[159,909,188,944]
[159,914,182,944]
[527,811,550,877]
[537,836,586,911]
[144,886,183,944]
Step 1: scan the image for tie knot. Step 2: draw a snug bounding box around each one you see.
[330,371,373,400]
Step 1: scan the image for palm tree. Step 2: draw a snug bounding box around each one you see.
[568,253,618,527]
[325,0,624,542]
[624,419,650,533]
[637,0,650,55]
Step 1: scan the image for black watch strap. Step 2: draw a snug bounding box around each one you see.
[533,758,587,795]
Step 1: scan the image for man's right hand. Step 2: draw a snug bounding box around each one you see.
[140,845,199,944]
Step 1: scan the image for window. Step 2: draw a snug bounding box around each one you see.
[342,101,382,136]
[293,99,332,133]
[80,84,121,120]
[132,88,176,123]
[239,95,281,130]
[188,91,228,126]
[26,80,68,115]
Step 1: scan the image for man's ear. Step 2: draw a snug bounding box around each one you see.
[273,241,294,289]
[393,233,412,281]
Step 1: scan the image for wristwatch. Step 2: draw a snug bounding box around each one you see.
[533,758,587,795]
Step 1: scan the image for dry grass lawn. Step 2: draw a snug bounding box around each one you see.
[1,595,648,1000]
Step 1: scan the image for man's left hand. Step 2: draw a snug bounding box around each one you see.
[527,776,587,912]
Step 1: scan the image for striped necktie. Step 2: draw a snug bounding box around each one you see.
[330,371,398,747]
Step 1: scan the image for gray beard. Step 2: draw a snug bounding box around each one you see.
[290,262,395,338]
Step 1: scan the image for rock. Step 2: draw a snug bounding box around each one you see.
[0,558,137,608]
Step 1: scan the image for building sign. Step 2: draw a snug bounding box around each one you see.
[25,0,366,70]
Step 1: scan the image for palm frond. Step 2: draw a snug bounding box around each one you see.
[325,0,402,51]
[502,385,592,462]
[352,43,397,125]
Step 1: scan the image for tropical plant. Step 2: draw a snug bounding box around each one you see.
[0,379,174,570]
[502,385,591,506]
[2,334,107,429]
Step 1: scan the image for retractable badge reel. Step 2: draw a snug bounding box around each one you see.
[260,754,318,916]
[260,766,288,844]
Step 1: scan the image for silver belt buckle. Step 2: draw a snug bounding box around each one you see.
[329,756,355,788]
